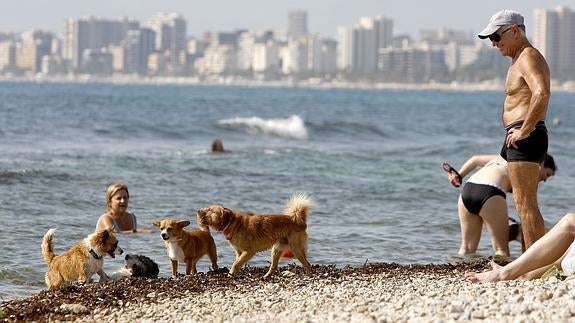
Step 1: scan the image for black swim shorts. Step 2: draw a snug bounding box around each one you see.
[461,182,506,215]
[500,120,548,163]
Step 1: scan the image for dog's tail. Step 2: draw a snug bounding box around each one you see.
[285,193,312,226]
[42,228,57,265]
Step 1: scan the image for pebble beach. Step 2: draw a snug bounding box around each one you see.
[2,262,575,322]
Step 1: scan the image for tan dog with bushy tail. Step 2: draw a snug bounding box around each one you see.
[153,219,219,276]
[197,193,313,278]
[42,228,123,289]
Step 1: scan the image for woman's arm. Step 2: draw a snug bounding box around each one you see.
[458,154,500,179]
[95,214,115,232]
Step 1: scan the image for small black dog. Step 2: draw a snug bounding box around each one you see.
[126,254,159,278]
[109,254,159,280]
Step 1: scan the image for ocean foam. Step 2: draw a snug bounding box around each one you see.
[218,115,308,139]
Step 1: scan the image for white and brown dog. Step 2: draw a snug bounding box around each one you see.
[153,218,219,276]
[197,193,313,278]
[41,228,123,289]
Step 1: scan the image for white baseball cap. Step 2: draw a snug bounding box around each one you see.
[478,10,524,39]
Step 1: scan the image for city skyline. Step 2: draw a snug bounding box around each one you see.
[2,1,573,39]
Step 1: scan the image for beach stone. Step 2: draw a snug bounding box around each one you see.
[449,303,464,313]
[536,291,552,301]
[514,295,525,303]
[58,303,89,314]
[471,309,487,319]
[553,288,566,298]
[281,270,296,277]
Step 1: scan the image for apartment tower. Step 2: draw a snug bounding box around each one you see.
[533,6,575,81]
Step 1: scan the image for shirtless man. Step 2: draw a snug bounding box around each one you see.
[478,10,551,250]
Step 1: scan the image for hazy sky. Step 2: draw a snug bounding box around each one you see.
[2,1,572,39]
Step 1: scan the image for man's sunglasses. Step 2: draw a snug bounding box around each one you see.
[488,26,514,43]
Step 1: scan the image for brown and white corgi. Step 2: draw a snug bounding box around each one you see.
[41,228,123,289]
[152,218,218,276]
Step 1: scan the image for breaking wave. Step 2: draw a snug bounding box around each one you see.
[218,115,308,139]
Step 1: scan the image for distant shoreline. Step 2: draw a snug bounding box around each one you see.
[1,75,574,94]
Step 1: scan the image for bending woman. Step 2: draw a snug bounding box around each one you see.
[444,154,555,257]
[95,182,138,233]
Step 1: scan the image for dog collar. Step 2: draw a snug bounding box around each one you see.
[222,222,233,240]
[89,249,102,260]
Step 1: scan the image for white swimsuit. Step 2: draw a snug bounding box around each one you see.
[466,159,508,192]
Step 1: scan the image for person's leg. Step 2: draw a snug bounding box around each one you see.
[508,161,546,249]
[466,213,575,282]
[478,196,509,257]
[519,240,575,280]
[458,196,482,255]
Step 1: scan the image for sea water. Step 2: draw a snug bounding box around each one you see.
[1,82,573,300]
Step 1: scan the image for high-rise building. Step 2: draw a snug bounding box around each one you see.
[320,38,337,75]
[288,10,308,38]
[337,16,393,75]
[237,32,256,71]
[120,28,155,74]
[187,38,206,56]
[533,6,575,81]
[205,31,245,48]
[358,17,377,74]
[81,49,114,75]
[109,44,126,72]
[285,36,307,74]
[147,13,187,73]
[336,26,354,71]
[195,45,236,75]
[373,16,394,52]
[147,52,167,76]
[41,55,67,75]
[0,41,17,71]
[253,41,279,73]
[64,17,139,71]
[378,47,447,83]
[18,30,54,73]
